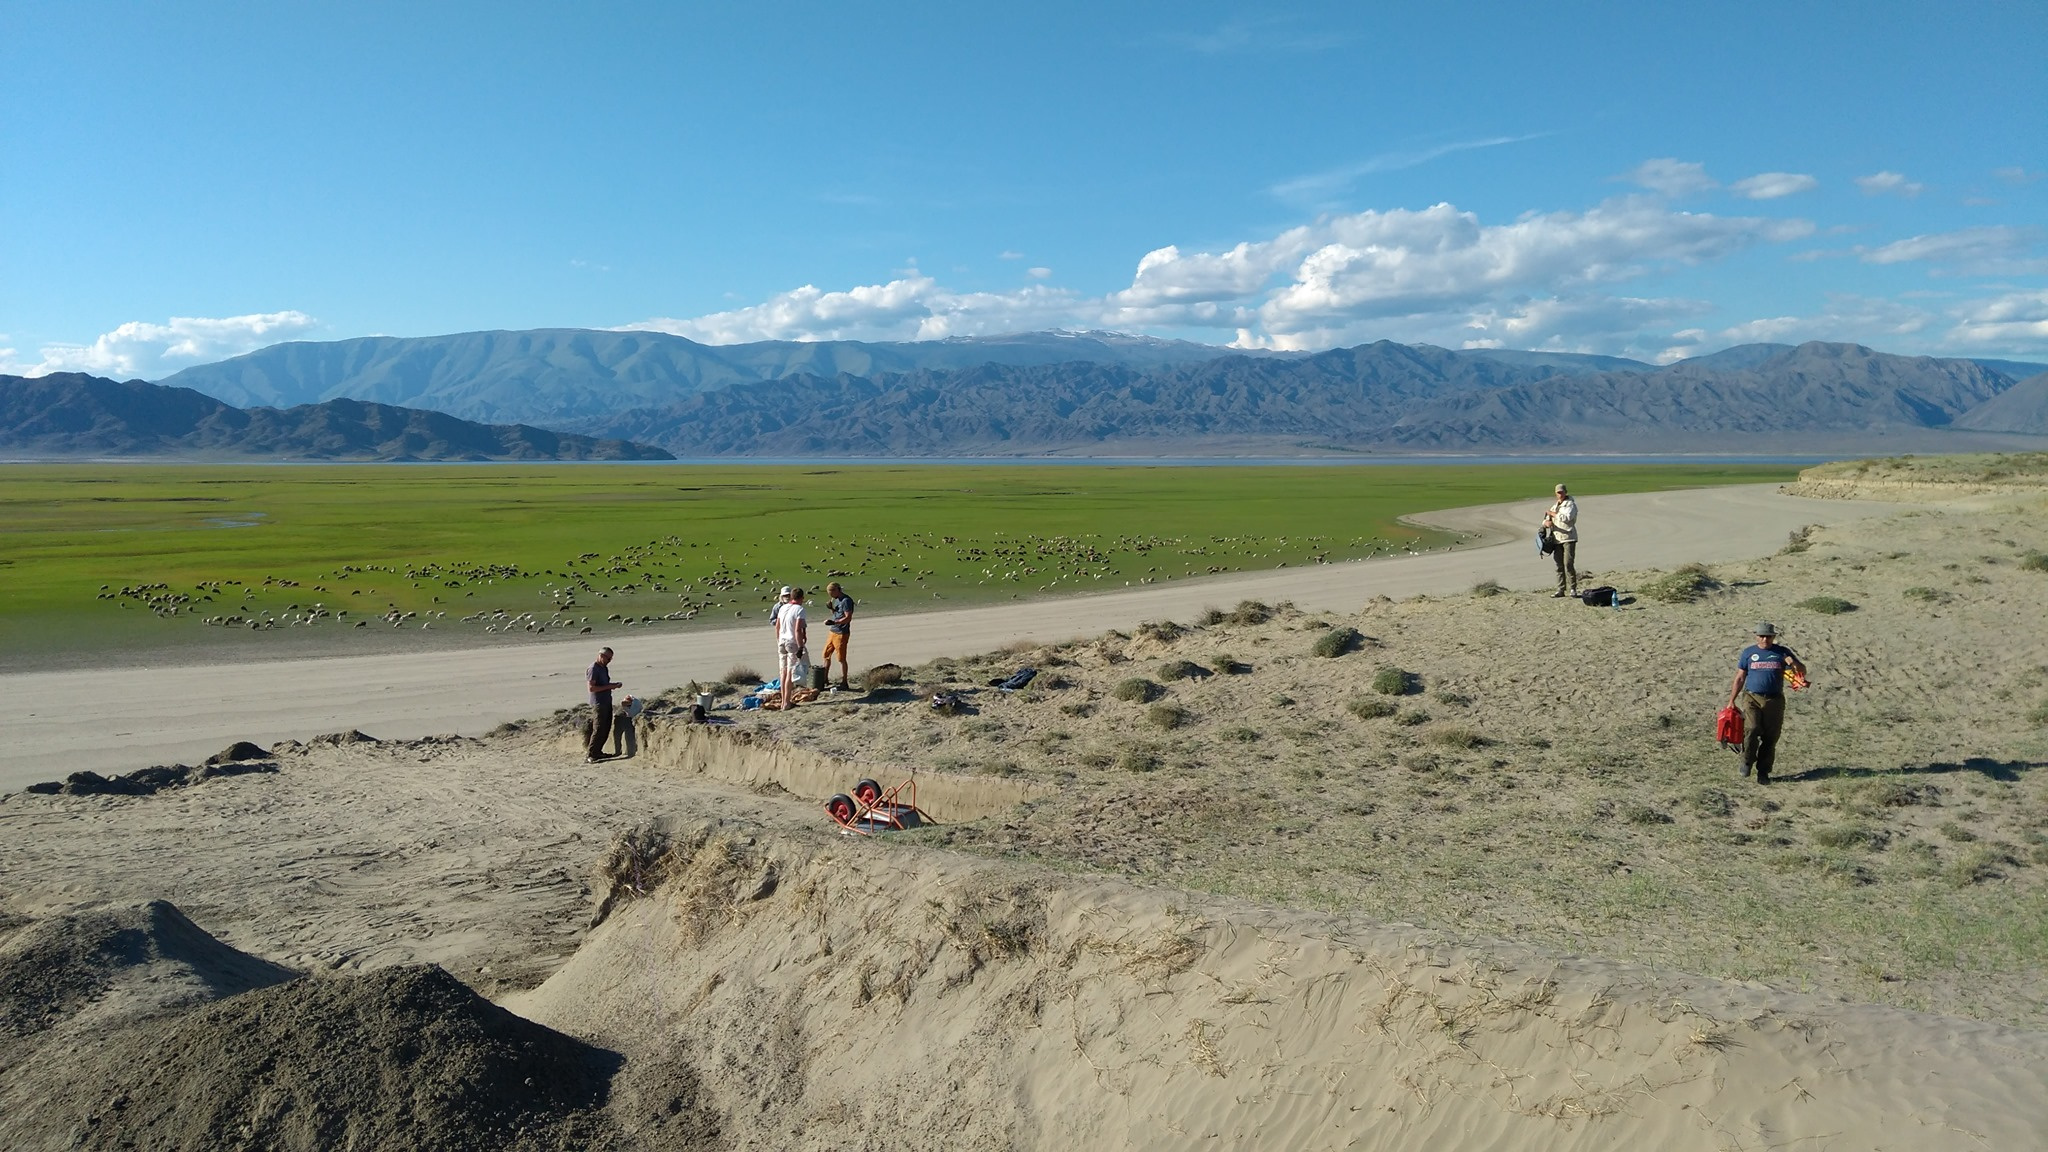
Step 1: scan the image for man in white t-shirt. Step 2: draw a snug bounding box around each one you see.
[775,586,808,710]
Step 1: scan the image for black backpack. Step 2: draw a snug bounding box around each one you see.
[1579,585,1617,607]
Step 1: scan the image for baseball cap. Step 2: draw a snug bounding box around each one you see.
[778,585,791,596]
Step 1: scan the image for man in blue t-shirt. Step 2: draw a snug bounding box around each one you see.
[586,646,623,762]
[1725,623,1806,784]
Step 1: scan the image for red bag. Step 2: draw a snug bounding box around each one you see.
[1715,706,1745,747]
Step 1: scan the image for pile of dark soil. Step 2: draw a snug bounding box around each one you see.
[0,900,293,1044]
[5,965,625,1152]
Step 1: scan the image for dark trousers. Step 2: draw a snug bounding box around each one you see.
[587,699,613,759]
[1552,540,1578,592]
[1739,692,1785,781]
[610,715,637,758]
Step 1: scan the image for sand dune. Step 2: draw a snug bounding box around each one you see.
[0,483,1897,790]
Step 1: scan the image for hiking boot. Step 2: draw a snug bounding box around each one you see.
[1740,760,1752,779]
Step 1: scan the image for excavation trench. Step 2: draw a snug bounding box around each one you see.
[508,826,2048,1152]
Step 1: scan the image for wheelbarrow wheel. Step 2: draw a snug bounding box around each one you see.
[826,793,856,824]
[854,778,882,807]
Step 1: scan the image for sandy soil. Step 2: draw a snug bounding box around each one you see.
[6,475,2046,1150]
[0,483,1898,790]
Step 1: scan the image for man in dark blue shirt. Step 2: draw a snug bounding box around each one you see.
[1726,623,1805,784]
[586,646,623,762]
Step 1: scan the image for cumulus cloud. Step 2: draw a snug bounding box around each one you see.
[1026,267,1053,280]
[1856,170,1924,197]
[1729,172,1818,200]
[1948,289,2048,349]
[1,311,318,380]
[1624,158,1716,197]
[620,277,1086,343]
[633,196,1814,358]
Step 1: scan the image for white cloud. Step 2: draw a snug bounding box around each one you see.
[1729,172,1818,200]
[1,311,318,379]
[1948,289,2048,350]
[631,196,1814,358]
[1270,134,1544,206]
[1993,167,2040,185]
[620,277,1086,343]
[998,250,1025,260]
[1624,158,1716,197]
[1858,225,2043,273]
[1026,267,1053,280]
[1856,170,1924,197]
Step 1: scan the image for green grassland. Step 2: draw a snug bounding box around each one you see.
[0,462,1792,660]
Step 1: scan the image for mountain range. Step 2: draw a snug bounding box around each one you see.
[0,374,671,460]
[156,328,1657,429]
[14,329,2048,458]
[556,340,2048,456]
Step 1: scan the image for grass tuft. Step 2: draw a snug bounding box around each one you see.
[1640,562,1720,603]
[2021,551,2048,573]
[1798,595,1857,615]
[1425,726,1488,750]
[1117,743,1163,773]
[1147,703,1188,730]
[1347,697,1398,720]
[1311,626,1363,658]
[1470,579,1506,598]
[1159,659,1207,681]
[1371,666,1418,696]
[1113,678,1163,703]
[1228,599,1272,625]
[1903,586,1951,603]
[723,664,762,685]
[860,664,904,690]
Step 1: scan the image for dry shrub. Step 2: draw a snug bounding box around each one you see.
[2020,551,2048,572]
[1640,563,1720,603]
[1348,698,1398,720]
[861,664,904,690]
[1137,620,1184,642]
[1113,678,1163,703]
[1159,659,1206,681]
[1147,703,1188,730]
[1425,726,1488,749]
[1798,595,1857,615]
[1228,599,1272,625]
[1470,579,1505,597]
[1372,667,1418,695]
[1117,743,1163,772]
[722,664,762,685]
[929,881,1045,975]
[1198,605,1227,625]
[1312,626,1362,658]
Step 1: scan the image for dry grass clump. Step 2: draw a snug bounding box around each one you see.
[1424,726,1488,750]
[1228,599,1272,625]
[1781,525,1817,554]
[2027,701,2048,727]
[1159,659,1206,681]
[2020,551,2048,572]
[1348,697,1398,720]
[1470,579,1506,597]
[1112,678,1163,703]
[1798,595,1857,615]
[1147,703,1188,730]
[1116,743,1163,772]
[1211,654,1250,675]
[1903,586,1951,603]
[1136,620,1184,642]
[1640,562,1720,603]
[861,664,904,690]
[1311,626,1362,657]
[722,664,762,685]
[1371,667,1418,696]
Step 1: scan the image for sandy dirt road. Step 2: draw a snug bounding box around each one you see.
[0,483,1896,789]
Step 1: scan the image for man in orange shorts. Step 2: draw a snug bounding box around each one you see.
[821,581,855,690]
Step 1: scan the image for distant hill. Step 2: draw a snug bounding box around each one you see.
[1952,371,2048,435]
[0,374,672,460]
[154,328,1288,425]
[154,327,1666,427]
[561,342,2046,456]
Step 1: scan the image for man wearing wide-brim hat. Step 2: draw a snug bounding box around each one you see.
[1726,623,1807,784]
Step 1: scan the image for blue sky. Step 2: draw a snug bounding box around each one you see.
[3,1,2043,378]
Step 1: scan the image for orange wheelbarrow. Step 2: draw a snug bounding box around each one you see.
[825,774,927,834]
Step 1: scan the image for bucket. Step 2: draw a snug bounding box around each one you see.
[697,692,715,711]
